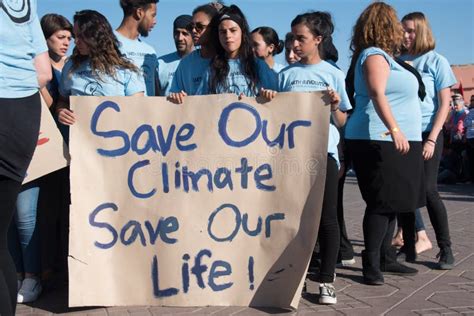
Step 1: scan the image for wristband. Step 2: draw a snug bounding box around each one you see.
[382,127,400,137]
[426,139,436,145]
[331,107,340,112]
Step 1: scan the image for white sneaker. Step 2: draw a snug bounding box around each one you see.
[17,278,42,303]
[319,283,337,305]
[336,258,356,268]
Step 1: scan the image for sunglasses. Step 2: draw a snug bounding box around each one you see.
[190,22,208,33]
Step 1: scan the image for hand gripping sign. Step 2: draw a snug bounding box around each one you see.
[69,92,329,309]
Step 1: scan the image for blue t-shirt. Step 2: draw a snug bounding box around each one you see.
[59,59,145,97]
[157,51,182,96]
[114,31,157,96]
[0,0,48,98]
[400,51,457,132]
[46,66,62,104]
[345,47,422,142]
[278,61,352,167]
[170,49,210,95]
[210,58,278,97]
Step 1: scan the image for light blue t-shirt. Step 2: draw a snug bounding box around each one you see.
[272,62,285,74]
[464,109,474,140]
[157,51,182,96]
[114,31,157,96]
[0,0,48,98]
[59,59,145,97]
[170,49,210,95]
[345,47,422,142]
[400,51,457,132]
[278,61,352,167]
[210,58,278,97]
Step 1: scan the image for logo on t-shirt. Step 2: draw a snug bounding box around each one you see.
[84,80,104,96]
[290,79,328,88]
[1,0,31,23]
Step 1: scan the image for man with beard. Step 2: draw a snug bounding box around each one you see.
[156,15,194,96]
[115,0,158,96]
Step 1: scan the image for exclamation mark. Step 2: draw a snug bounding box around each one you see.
[248,256,254,290]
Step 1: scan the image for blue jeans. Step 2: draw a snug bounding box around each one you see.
[8,181,41,274]
[415,208,426,232]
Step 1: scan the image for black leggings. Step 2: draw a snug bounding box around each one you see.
[317,156,340,283]
[363,212,396,255]
[0,176,22,315]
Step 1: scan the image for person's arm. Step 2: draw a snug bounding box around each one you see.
[327,87,347,127]
[132,92,144,97]
[364,54,409,154]
[40,87,54,108]
[423,88,451,159]
[56,95,75,125]
[34,51,52,89]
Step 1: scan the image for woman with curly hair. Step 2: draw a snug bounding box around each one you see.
[344,2,423,285]
[57,10,144,126]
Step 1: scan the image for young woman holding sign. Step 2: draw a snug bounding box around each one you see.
[57,10,144,126]
[280,12,351,305]
[262,11,351,305]
[169,4,277,102]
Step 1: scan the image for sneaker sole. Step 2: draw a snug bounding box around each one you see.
[382,271,418,276]
[319,298,337,305]
[437,263,454,270]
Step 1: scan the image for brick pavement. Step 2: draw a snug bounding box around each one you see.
[16,178,474,315]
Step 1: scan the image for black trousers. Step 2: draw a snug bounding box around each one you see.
[337,160,355,261]
[467,138,474,182]
[317,156,340,283]
[363,212,396,256]
[0,176,22,316]
[422,132,452,249]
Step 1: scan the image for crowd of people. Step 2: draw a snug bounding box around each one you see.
[1,0,471,313]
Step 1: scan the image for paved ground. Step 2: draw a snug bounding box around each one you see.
[16,177,474,315]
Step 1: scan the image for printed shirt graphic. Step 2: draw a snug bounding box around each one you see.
[400,51,457,132]
[345,47,422,142]
[0,0,48,98]
[115,31,157,96]
[212,58,278,97]
[278,61,352,167]
[59,59,145,97]
[157,51,182,96]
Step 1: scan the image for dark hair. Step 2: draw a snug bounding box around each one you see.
[291,11,334,60]
[70,10,137,78]
[284,32,295,49]
[192,3,219,18]
[208,5,258,95]
[40,13,73,39]
[251,26,284,55]
[322,38,338,63]
[120,0,158,16]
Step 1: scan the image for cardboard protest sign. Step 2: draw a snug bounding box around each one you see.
[69,92,329,309]
[24,99,69,184]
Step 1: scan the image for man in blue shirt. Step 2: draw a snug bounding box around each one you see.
[157,15,194,96]
[115,0,159,96]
